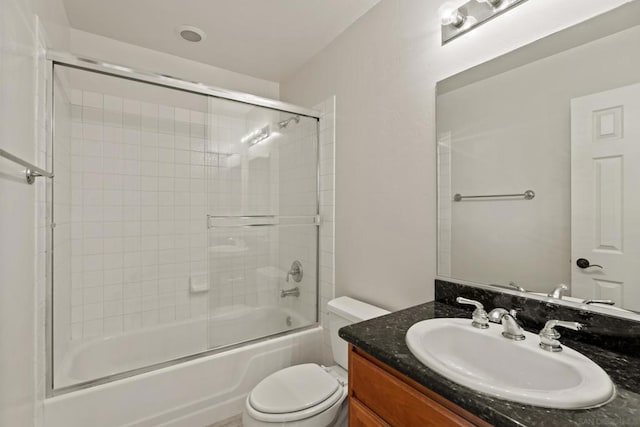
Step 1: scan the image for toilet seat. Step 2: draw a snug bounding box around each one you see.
[246,364,346,423]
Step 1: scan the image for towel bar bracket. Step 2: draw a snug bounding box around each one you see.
[0,149,54,185]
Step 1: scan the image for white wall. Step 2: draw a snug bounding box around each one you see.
[69,29,280,100]
[0,0,69,425]
[34,0,70,49]
[0,1,39,424]
[280,0,633,311]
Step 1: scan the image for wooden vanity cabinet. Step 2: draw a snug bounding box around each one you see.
[348,345,491,427]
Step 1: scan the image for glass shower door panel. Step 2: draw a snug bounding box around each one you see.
[51,65,210,389]
[206,96,319,349]
[207,224,317,349]
[206,98,318,218]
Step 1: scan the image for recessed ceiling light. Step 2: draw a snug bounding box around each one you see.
[176,25,206,43]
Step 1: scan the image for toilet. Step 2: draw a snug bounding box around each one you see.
[242,297,390,427]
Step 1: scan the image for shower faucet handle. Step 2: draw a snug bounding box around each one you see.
[286,260,303,283]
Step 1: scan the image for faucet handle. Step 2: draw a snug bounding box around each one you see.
[583,299,615,306]
[456,297,489,329]
[456,297,484,309]
[508,282,527,292]
[547,283,569,299]
[286,260,303,283]
[539,319,583,352]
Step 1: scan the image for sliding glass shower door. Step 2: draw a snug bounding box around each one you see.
[50,63,318,391]
[206,97,319,349]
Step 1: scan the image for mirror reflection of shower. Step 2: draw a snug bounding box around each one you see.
[278,115,300,129]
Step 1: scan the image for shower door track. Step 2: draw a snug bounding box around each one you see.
[46,51,320,119]
[44,51,323,397]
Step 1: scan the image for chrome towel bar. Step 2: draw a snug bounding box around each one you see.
[0,149,54,184]
[453,190,535,202]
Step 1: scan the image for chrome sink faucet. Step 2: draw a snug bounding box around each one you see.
[539,319,583,352]
[547,283,569,299]
[456,298,526,340]
[488,308,525,341]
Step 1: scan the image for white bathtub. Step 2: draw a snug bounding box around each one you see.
[45,306,322,427]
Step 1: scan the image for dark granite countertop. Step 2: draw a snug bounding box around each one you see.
[339,300,640,427]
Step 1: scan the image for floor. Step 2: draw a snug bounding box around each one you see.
[209,414,242,427]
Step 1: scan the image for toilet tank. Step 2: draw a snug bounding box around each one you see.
[327,297,390,369]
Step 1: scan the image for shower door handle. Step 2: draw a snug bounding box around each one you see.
[207,215,320,228]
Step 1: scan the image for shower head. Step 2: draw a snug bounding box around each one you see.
[278,115,300,129]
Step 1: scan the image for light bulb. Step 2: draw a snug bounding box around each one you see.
[476,0,503,7]
[438,2,466,27]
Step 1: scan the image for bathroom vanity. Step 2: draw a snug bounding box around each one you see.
[339,281,640,427]
[348,345,489,426]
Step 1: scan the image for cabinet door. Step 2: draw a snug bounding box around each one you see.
[349,397,390,427]
[350,349,479,427]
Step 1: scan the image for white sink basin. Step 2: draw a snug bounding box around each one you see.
[406,318,615,409]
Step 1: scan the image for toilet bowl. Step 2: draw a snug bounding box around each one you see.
[242,297,389,427]
[242,364,347,427]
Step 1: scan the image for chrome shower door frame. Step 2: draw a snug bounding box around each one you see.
[45,52,322,397]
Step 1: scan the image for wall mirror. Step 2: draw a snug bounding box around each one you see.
[436,1,640,319]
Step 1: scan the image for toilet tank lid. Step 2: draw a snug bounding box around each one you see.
[327,296,390,322]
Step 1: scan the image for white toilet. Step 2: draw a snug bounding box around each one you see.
[242,297,389,427]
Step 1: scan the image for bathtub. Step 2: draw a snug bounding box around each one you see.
[45,305,322,427]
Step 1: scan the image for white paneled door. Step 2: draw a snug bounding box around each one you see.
[571,83,640,311]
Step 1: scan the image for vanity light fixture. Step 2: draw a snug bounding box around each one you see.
[477,0,503,8]
[241,125,271,147]
[440,0,528,44]
[439,2,467,28]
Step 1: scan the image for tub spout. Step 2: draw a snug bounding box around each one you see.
[280,287,300,298]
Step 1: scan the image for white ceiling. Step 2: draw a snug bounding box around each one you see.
[62,0,381,82]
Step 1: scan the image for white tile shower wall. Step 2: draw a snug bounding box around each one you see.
[277,114,320,324]
[206,100,330,345]
[68,89,208,340]
[206,103,279,314]
[206,109,276,217]
[207,227,278,312]
[318,97,336,364]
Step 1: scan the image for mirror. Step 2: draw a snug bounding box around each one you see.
[436,1,640,317]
